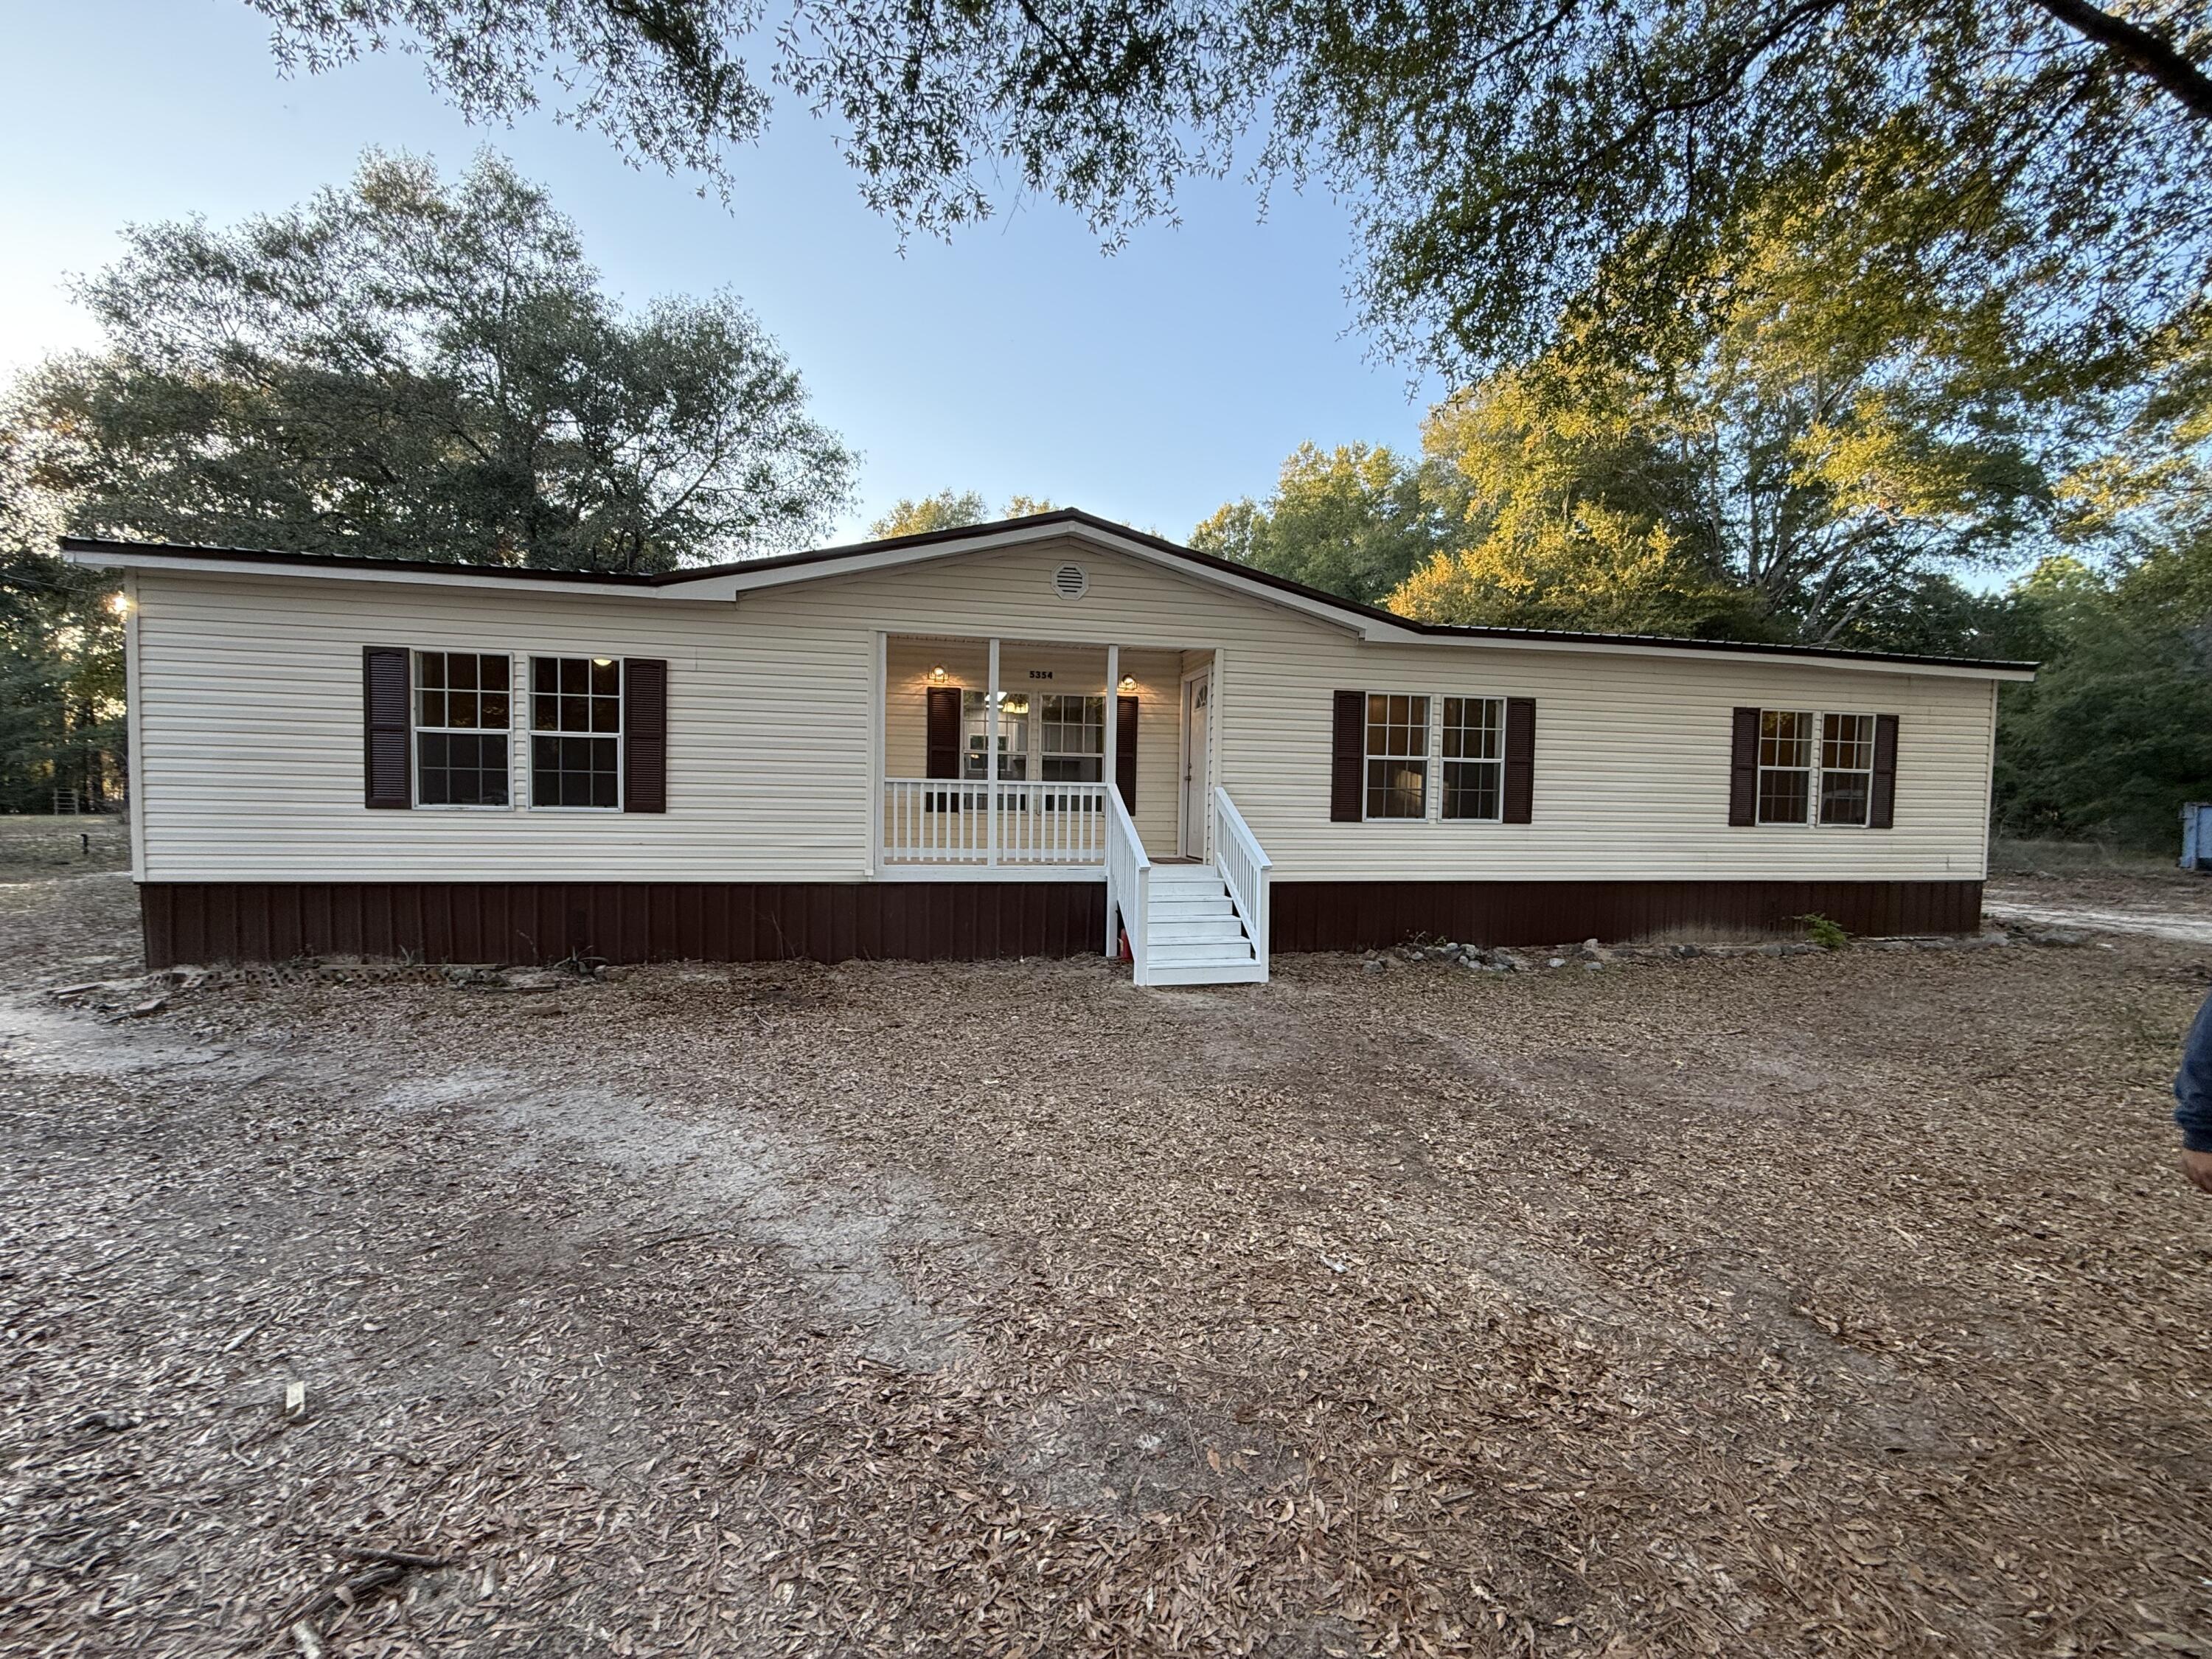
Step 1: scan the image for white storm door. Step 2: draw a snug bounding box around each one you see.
[1180,671,1211,859]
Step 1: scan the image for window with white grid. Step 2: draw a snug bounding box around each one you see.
[1756,709,1813,824]
[1040,694,1105,782]
[529,655,622,809]
[1441,696,1504,821]
[1365,693,1429,819]
[1819,712,1876,826]
[1755,708,1879,826]
[413,650,511,807]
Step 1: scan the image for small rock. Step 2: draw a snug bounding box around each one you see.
[1547,956,1567,969]
[1363,957,1388,975]
[2025,927,2086,948]
[1672,943,1701,959]
[601,963,639,981]
[129,995,169,1018]
[1583,961,1604,972]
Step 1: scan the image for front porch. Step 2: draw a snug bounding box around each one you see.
[873,633,1271,984]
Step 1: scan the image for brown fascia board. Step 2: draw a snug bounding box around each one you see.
[61,519,2041,675]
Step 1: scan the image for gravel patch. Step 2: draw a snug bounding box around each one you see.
[4,870,2212,1655]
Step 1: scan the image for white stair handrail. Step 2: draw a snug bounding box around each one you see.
[1105,786,1152,984]
[1211,786,1272,971]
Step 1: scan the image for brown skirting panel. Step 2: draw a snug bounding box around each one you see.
[140,877,1983,970]
[1270,878,1983,953]
[140,881,1108,970]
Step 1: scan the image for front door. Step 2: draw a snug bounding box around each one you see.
[1180,671,1211,859]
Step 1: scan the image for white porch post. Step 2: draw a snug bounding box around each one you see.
[986,636,1001,867]
[1102,643,1119,956]
[868,630,886,874]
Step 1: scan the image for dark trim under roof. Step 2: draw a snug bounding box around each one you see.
[60,512,2039,673]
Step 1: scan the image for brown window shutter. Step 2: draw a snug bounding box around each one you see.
[1330,690,1365,821]
[1868,713,1899,829]
[925,686,961,780]
[1116,695,1139,810]
[1728,706,1760,826]
[363,646,411,809]
[624,658,668,813]
[1503,697,1536,823]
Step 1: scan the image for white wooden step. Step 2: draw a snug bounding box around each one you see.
[1147,940,1257,968]
[1150,895,1236,920]
[1148,919,1251,945]
[1150,863,1223,886]
[1144,959,1270,986]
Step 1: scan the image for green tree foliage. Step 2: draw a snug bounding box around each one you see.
[1992,556,2212,846]
[1189,444,1455,607]
[866,493,1057,539]
[1207,250,2054,642]
[0,417,124,812]
[18,150,855,573]
[243,0,2212,376]
[1390,369,1770,638]
[1992,329,2212,846]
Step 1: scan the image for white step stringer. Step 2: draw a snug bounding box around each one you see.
[1105,786,1273,987]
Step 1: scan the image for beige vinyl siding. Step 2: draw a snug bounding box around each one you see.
[130,535,2000,883]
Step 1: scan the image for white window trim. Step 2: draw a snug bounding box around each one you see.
[410,647,514,812]
[1039,691,1107,790]
[1753,707,1879,829]
[527,653,627,813]
[1360,692,1433,824]
[1436,694,1507,825]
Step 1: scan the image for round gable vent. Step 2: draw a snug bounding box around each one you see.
[1052,562,1089,600]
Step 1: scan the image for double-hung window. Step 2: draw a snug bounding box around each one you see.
[1040,693,1105,811]
[1755,709,1877,825]
[1818,713,1876,826]
[1365,694,1429,819]
[530,655,622,809]
[414,651,511,807]
[1441,696,1504,821]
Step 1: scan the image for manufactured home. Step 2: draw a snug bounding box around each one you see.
[66,510,2035,985]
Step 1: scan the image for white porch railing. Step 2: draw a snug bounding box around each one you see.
[1212,785,1272,974]
[881,778,1110,866]
[1105,786,1152,981]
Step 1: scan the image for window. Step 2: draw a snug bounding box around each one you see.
[530,655,622,808]
[1756,710,1812,824]
[961,689,1029,780]
[414,650,510,807]
[1441,696,1504,821]
[1040,693,1105,810]
[1365,693,1429,819]
[1753,708,1879,826]
[1819,712,1875,826]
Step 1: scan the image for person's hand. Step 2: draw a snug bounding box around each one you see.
[2183,1147,2212,1193]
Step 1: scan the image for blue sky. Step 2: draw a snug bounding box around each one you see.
[0,1,1446,543]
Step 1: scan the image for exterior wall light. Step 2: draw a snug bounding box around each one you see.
[1118,675,1137,693]
[928,664,949,684]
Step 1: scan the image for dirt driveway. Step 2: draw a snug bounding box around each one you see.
[5,870,2212,1658]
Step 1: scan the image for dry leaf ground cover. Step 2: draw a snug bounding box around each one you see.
[4,865,2212,1657]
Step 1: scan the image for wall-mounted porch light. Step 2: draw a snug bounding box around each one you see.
[1118,675,1137,694]
[928,664,950,684]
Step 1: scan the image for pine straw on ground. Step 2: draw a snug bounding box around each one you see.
[4,872,2212,1657]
